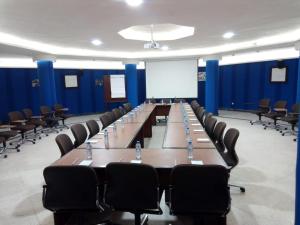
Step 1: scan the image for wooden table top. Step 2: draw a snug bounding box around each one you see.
[163,122,215,149]
[78,123,143,149]
[52,148,227,168]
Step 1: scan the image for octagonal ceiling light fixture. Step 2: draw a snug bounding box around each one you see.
[118,23,195,41]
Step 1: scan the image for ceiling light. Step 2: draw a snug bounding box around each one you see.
[91,39,102,46]
[125,0,143,7]
[223,32,235,39]
[161,46,169,51]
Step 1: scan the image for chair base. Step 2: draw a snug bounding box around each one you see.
[134,214,148,225]
[230,184,246,193]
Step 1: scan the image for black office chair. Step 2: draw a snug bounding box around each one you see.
[145,98,157,104]
[205,117,217,139]
[250,98,270,125]
[123,103,133,113]
[220,128,245,193]
[8,111,36,144]
[279,103,300,138]
[22,108,46,138]
[86,120,100,139]
[0,121,21,157]
[40,105,61,133]
[0,137,5,158]
[212,122,227,152]
[106,112,116,124]
[196,109,206,126]
[169,165,230,225]
[119,106,126,115]
[55,134,74,157]
[70,124,88,148]
[54,104,73,129]
[263,100,287,130]
[203,112,213,126]
[105,162,163,225]
[112,108,123,120]
[174,98,186,103]
[100,113,111,130]
[43,165,111,225]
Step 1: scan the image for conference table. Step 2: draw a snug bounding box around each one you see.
[50,103,227,225]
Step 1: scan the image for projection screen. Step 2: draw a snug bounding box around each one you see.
[146,59,198,98]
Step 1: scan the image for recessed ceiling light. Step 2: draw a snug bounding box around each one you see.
[91,39,102,46]
[125,0,143,7]
[223,32,235,39]
[161,45,169,51]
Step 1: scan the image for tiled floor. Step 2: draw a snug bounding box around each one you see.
[0,111,297,225]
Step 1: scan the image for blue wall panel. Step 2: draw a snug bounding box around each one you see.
[0,58,298,122]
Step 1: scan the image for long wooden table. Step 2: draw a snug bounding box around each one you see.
[50,103,226,225]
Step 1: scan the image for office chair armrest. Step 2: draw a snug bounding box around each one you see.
[95,185,105,212]
[289,112,300,116]
[42,185,47,208]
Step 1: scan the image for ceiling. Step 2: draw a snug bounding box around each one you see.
[0,0,300,60]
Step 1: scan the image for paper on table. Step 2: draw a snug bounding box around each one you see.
[108,125,114,128]
[117,119,122,122]
[193,129,204,132]
[191,123,201,126]
[197,138,210,142]
[191,160,204,165]
[189,118,197,121]
[98,132,104,135]
[130,160,142,164]
[79,160,93,166]
[85,140,99,144]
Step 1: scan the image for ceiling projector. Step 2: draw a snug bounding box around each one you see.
[144,41,160,49]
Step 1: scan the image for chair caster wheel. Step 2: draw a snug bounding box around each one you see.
[264,127,266,130]
[280,131,283,133]
[33,142,36,144]
[9,143,12,146]
[46,134,49,136]
[294,139,297,142]
[240,187,246,193]
[17,149,20,152]
[39,137,42,140]
[60,129,63,131]
[33,139,36,141]
[282,134,285,136]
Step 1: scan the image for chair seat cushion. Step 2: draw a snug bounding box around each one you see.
[281,117,298,123]
[0,130,19,139]
[12,124,35,132]
[263,112,284,119]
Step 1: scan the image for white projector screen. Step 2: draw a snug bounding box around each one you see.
[146,59,198,98]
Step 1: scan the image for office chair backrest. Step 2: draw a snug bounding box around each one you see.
[106,112,116,124]
[205,117,217,138]
[86,120,100,139]
[204,112,213,125]
[146,98,157,104]
[123,103,133,113]
[70,124,88,148]
[112,108,122,120]
[273,100,287,109]
[54,104,63,111]
[212,122,227,151]
[196,109,206,125]
[40,106,51,116]
[292,103,300,114]
[22,108,33,120]
[174,99,186,103]
[118,106,126,115]
[8,111,24,122]
[105,162,160,211]
[170,165,230,215]
[224,128,240,168]
[43,165,101,211]
[100,113,111,130]
[55,134,74,157]
[259,98,270,108]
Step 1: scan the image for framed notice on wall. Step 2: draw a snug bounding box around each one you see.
[270,67,287,83]
[64,75,79,88]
